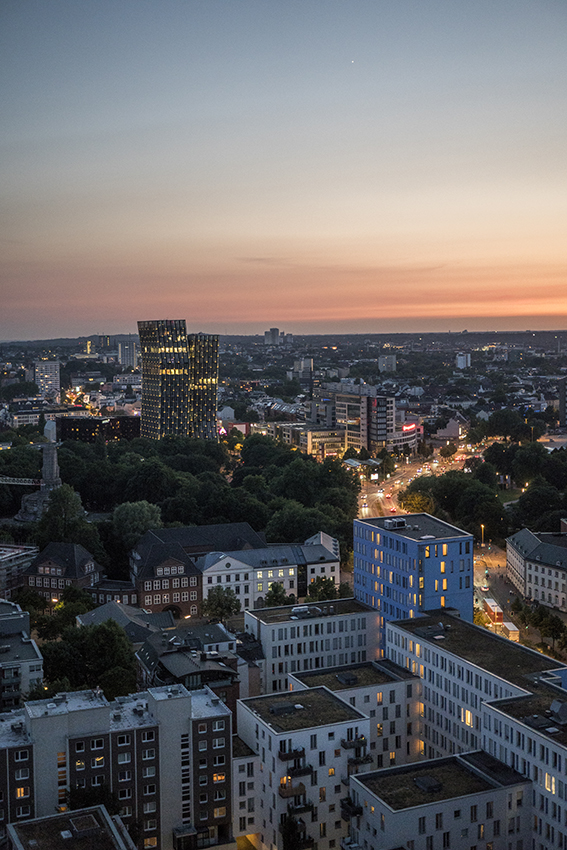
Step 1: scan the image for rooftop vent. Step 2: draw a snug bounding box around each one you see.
[336,672,358,686]
[269,702,296,716]
[414,775,443,793]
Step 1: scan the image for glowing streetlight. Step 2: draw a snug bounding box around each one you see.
[480,524,485,547]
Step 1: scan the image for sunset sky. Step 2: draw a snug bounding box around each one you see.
[2,0,566,340]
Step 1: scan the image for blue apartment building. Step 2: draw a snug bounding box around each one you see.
[353,514,474,644]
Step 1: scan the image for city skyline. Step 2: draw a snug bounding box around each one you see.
[2,0,566,340]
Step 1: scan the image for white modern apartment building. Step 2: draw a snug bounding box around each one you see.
[237,687,371,850]
[244,600,380,694]
[348,751,530,850]
[289,660,422,770]
[232,735,260,840]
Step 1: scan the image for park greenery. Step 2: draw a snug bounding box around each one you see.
[0,433,361,576]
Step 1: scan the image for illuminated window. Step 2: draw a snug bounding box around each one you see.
[213,773,226,783]
[16,787,29,799]
[75,760,85,771]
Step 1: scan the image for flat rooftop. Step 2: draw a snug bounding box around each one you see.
[232,734,256,758]
[393,611,561,688]
[248,598,370,625]
[292,660,418,691]
[357,513,470,541]
[241,687,366,732]
[8,805,131,850]
[0,633,41,664]
[354,752,527,810]
[494,674,567,746]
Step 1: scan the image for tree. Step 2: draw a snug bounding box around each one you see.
[280,814,302,850]
[399,491,435,514]
[338,582,352,598]
[439,443,458,458]
[112,500,163,551]
[201,587,241,622]
[307,576,338,601]
[264,582,295,607]
[35,484,105,561]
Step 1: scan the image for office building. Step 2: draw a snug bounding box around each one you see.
[310,388,396,453]
[137,320,218,441]
[0,685,232,850]
[263,328,281,346]
[34,361,60,401]
[455,352,471,369]
[57,416,140,444]
[353,515,474,643]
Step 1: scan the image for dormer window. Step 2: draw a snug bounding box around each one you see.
[164,567,170,575]
[157,568,163,576]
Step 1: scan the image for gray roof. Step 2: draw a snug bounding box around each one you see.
[198,542,337,571]
[507,529,567,569]
[27,543,101,577]
[76,601,174,644]
[359,512,471,541]
[135,523,267,559]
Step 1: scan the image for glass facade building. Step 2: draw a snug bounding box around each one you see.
[138,319,219,440]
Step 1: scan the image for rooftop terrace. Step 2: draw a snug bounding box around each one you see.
[241,687,365,732]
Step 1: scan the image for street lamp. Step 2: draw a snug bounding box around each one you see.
[480,524,485,548]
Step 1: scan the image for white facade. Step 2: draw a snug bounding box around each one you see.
[34,361,60,400]
[244,600,380,694]
[348,753,530,850]
[289,660,423,770]
[237,687,371,850]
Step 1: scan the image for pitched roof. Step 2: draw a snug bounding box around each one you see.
[134,523,267,558]
[27,542,101,577]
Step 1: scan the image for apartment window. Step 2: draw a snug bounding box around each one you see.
[213,738,225,749]
[15,787,29,799]
[214,773,226,783]
[144,839,158,848]
[120,806,132,818]
[75,760,85,771]
[91,738,104,750]
[213,720,225,731]
[214,755,225,767]
[119,789,132,800]
[14,751,28,762]
[91,776,103,786]
[145,819,157,831]
[117,735,130,746]
[141,731,155,743]
[16,806,30,818]
[419,817,426,834]
[75,742,85,753]
[118,771,132,782]
[199,741,207,752]
[198,723,207,734]
[14,769,29,781]
[91,756,104,768]
[214,807,227,818]
[142,748,156,760]
[143,766,156,778]
[118,753,131,764]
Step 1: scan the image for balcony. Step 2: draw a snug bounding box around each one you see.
[341,839,362,850]
[288,801,314,816]
[341,736,367,749]
[288,763,313,778]
[348,753,373,766]
[297,837,315,849]
[278,781,306,799]
[340,798,363,822]
[278,746,305,761]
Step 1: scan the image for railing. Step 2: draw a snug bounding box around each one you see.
[348,753,373,766]
[341,736,367,749]
[278,781,306,799]
[340,798,363,821]
[289,763,313,777]
[341,840,361,850]
[278,746,305,761]
[288,800,314,815]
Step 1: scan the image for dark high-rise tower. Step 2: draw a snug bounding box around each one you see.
[137,319,219,440]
